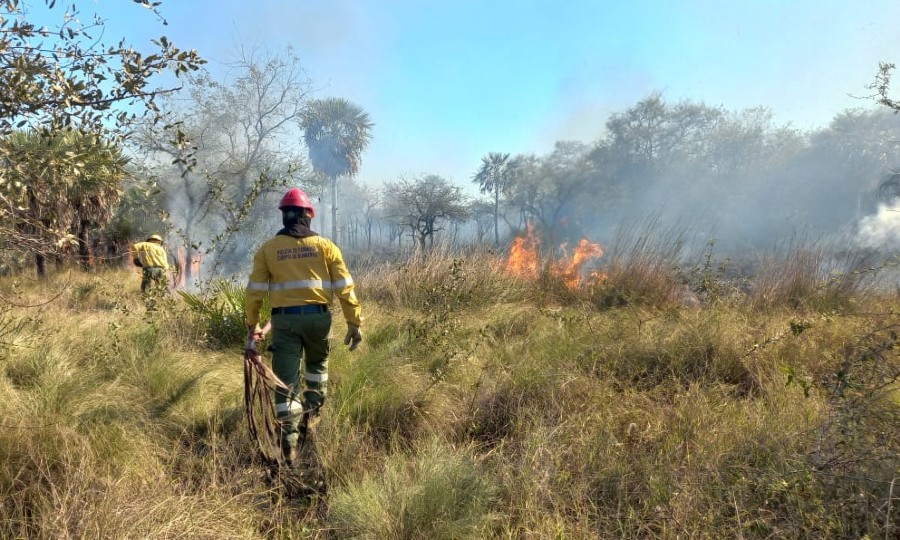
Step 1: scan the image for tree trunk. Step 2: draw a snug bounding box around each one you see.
[186,246,196,285]
[494,187,500,245]
[35,253,47,278]
[331,175,338,240]
[77,222,91,269]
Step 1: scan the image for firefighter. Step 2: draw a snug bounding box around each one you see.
[131,234,170,293]
[244,187,363,465]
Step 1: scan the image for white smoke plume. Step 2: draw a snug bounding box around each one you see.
[858,200,900,250]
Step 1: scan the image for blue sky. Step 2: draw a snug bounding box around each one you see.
[88,0,900,189]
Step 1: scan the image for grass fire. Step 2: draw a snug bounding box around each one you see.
[506,223,607,289]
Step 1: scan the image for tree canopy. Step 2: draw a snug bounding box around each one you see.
[0,0,203,270]
[301,97,373,240]
[0,0,202,137]
[0,129,129,274]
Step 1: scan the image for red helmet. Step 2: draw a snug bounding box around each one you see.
[278,188,315,217]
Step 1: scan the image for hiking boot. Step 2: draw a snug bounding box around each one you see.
[282,444,299,466]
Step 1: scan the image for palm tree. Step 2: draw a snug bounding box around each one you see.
[66,133,129,267]
[0,130,127,275]
[472,152,511,245]
[300,98,373,240]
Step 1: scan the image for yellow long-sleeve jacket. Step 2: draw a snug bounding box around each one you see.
[244,233,362,328]
[132,241,169,269]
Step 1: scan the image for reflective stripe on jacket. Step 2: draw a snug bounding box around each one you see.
[244,234,362,328]
[132,242,169,269]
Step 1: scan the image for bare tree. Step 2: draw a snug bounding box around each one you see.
[469,199,495,244]
[136,47,312,282]
[342,182,381,250]
[384,174,470,250]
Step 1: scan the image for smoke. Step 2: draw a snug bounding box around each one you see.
[859,201,900,250]
[160,174,284,291]
[544,102,900,264]
[133,45,315,290]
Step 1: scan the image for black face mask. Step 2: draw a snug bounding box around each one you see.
[282,209,309,229]
[279,208,317,238]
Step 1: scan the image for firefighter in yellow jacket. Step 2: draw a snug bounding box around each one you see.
[132,234,170,292]
[244,188,362,464]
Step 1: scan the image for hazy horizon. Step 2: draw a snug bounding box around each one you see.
[79,0,900,188]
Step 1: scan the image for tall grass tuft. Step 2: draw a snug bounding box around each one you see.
[358,242,531,310]
[749,240,880,312]
[329,437,497,539]
[590,218,691,310]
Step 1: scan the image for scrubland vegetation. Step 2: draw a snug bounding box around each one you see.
[2,242,898,539]
[4,2,900,538]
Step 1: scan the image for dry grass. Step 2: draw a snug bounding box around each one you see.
[589,218,691,310]
[748,242,881,312]
[1,244,899,538]
[357,242,533,310]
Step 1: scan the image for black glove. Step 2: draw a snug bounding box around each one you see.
[245,325,262,352]
[344,323,362,351]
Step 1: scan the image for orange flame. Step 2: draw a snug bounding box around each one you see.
[555,238,605,288]
[505,222,542,280]
[173,247,187,290]
[505,224,605,289]
[172,246,202,290]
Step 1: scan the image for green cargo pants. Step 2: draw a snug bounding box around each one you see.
[140,267,166,292]
[270,310,331,454]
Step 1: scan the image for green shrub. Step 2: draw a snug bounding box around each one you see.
[179,279,269,348]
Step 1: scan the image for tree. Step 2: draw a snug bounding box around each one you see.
[871,62,900,113]
[0,1,202,136]
[867,63,900,225]
[802,109,900,231]
[0,130,128,275]
[0,0,203,266]
[504,142,597,253]
[103,182,167,259]
[602,93,721,194]
[339,181,381,249]
[300,97,373,240]
[137,48,311,282]
[384,174,470,250]
[469,199,496,244]
[472,151,512,245]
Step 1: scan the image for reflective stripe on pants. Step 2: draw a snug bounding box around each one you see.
[270,310,331,448]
